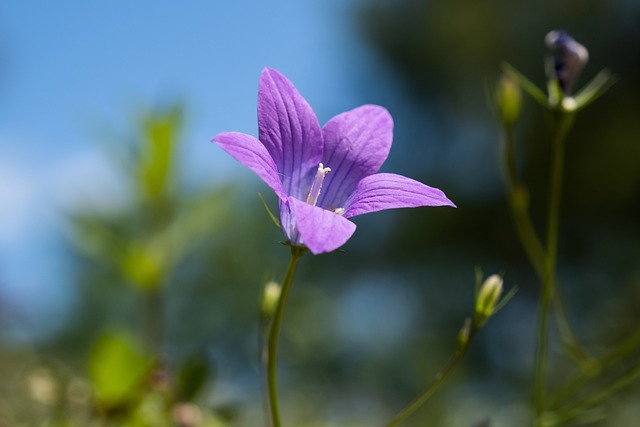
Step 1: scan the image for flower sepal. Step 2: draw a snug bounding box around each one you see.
[570,69,616,112]
[501,62,548,108]
[258,192,281,230]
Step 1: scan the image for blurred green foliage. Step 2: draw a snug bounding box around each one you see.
[1,1,639,426]
[354,0,640,425]
[89,332,153,411]
[0,104,259,426]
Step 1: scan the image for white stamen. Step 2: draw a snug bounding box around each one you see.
[333,208,345,216]
[306,163,331,206]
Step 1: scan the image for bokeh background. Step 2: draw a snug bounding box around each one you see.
[1,1,639,426]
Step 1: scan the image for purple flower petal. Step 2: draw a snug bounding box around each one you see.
[213,68,456,255]
[317,105,393,210]
[212,132,287,201]
[343,173,456,218]
[258,68,323,201]
[288,197,357,254]
[278,198,298,244]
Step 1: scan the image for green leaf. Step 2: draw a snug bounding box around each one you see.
[258,193,281,229]
[501,62,548,107]
[572,70,617,112]
[89,332,153,407]
[137,105,183,203]
[120,241,166,291]
[178,354,210,401]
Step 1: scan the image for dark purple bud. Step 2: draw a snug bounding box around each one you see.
[545,30,589,95]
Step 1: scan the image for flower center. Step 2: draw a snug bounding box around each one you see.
[306,163,331,206]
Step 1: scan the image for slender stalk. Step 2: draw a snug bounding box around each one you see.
[552,290,591,366]
[383,328,478,427]
[552,362,640,426]
[139,196,171,355]
[533,277,553,425]
[533,112,570,425]
[502,124,546,277]
[266,246,305,427]
[550,326,640,408]
[142,288,164,354]
[260,308,273,426]
[503,122,590,366]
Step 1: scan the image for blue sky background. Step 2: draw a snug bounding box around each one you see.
[0,0,380,338]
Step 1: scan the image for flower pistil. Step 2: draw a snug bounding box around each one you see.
[305,163,331,206]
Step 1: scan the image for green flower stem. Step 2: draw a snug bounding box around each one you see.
[533,111,572,425]
[552,290,592,367]
[533,275,553,426]
[266,246,305,427]
[503,123,589,365]
[502,120,590,377]
[502,124,546,276]
[383,327,479,427]
[550,326,640,408]
[143,288,164,354]
[551,362,640,426]
[501,109,589,425]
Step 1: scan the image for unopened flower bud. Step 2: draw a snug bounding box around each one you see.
[495,73,522,126]
[545,30,589,96]
[261,281,281,316]
[474,274,503,327]
[457,318,472,352]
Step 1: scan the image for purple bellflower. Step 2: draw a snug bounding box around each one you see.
[212,68,455,254]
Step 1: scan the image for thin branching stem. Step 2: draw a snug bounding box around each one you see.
[502,124,546,276]
[552,362,640,426]
[383,327,479,427]
[550,326,640,408]
[503,120,589,363]
[500,106,581,425]
[266,246,304,427]
[552,290,592,366]
[533,112,571,425]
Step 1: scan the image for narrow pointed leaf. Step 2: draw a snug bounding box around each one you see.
[501,62,548,107]
[258,192,281,229]
[573,70,617,111]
